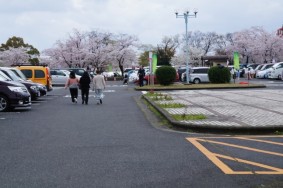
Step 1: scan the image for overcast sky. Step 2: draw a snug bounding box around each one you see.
[0,0,282,52]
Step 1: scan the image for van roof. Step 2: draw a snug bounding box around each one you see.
[11,63,49,67]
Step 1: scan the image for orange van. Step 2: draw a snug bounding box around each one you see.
[14,65,53,91]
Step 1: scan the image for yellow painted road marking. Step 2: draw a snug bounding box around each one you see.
[196,138,283,157]
[187,138,234,174]
[190,135,283,139]
[215,154,283,174]
[186,136,283,175]
[234,137,283,146]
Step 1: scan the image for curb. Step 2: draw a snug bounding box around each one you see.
[142,95,283,132]
[135,84,266,91]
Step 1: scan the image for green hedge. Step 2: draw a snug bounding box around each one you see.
[208,66,231,83]
[156,66,176,86]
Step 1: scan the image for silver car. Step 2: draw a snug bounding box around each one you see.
[51,70,71,86]
[188,67,210,84]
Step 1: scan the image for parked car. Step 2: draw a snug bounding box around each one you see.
[51,69,70,86]
[0,71,31,112]
[268,62,283,79]
[128,70,138,82]
[60,68,86,77]
[254,64,264,77]
[177,67,187,82]
[182,67,210,84]
[239,64,248,77]
[8,67,47,96]
[0,67,40,100]
[256,63,274,78]
[247,63,260,70]
[245,64,259,78]
[14,65,53,91]
[124,68,133,73]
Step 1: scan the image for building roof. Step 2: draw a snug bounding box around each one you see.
[201,55,229,61]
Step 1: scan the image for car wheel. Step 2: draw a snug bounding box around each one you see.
[0,95,10,112]
[143,79,148,85]
[193,78,201,84]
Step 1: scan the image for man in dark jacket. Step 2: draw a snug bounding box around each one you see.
[138,66,145,87]
[79,71,91,104]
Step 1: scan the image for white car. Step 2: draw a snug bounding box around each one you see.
[257,67,273,79]
[256,63,274,78]
[51,69,81,85]
[268,62,283,79]
[129,71,138,82]
[254,64,264,77]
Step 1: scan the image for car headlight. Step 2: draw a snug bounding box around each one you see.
[30,86,38,90]
[8,86,25,93]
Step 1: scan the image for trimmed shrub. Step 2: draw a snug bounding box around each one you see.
[155,66,177,86]
[208,66,231,83]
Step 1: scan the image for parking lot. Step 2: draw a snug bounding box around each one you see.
[1,81,283,187]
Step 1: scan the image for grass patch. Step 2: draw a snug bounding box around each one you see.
[158,103,186,108]
[145,92,173,101]
[142,98,172,128]
[136,83,266,91]
[145,92,163,97]
[172,114,206,121]
[151,95,173,101]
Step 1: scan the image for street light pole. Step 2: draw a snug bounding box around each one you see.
[175,10,197,83]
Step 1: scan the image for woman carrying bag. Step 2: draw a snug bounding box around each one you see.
[92,70,106,105]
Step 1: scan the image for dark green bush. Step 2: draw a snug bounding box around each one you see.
[208,66,231,83]
[155,66,177,86]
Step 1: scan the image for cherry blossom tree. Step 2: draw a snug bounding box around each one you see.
[43,29,88,68]
[0,36,40,65]
[0,47,29,66]
[111,34,138,75]
[84,31,115,71]
[174,31,223,66]
[225,27,283,64]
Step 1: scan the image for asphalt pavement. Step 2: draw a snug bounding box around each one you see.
[0,80,282,187]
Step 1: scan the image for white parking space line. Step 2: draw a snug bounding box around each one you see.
[89,90,116,93]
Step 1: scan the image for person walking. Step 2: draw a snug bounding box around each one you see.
[92,70,106,105]
[138,66,145,87]
[123,73,128,85]
[79,71,91,105]
[65,71,79,103]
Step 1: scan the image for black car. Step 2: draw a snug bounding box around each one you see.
[0,68,40,100]
[9,67,47,96]
[0,72,31,112]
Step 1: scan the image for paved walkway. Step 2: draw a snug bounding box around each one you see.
[145,89,283,130]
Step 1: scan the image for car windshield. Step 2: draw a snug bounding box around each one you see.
[0,75,6,81]
[4,69,24,81]
[0,71,11,81]
[11,69,27,80]
[265,64,273,69]
[261,64,273,70]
